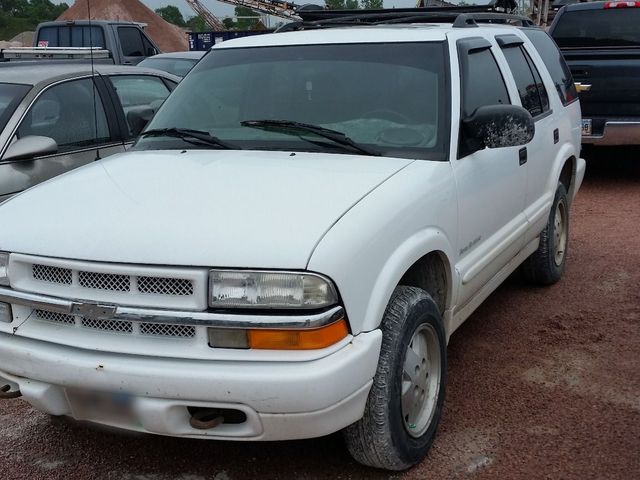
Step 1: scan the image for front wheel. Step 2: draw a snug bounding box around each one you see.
[343,286,447,471]
[522,183,569,285]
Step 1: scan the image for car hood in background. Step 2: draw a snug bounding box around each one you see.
[0,150,412,268]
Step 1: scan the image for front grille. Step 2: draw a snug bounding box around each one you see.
[34,309,75,325]
[81,318,133,333]
[30,264,194,297]
[32,265,72,285]
[31,308,195,339]
[138,276,194,296]
[79,271,130,292]
[140,323,196,338]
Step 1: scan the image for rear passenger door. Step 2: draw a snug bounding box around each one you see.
[452,37,529,307]
[496,34,556,245]
[0,77,125,199]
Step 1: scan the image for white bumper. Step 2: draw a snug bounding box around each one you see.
[0,330,381,441]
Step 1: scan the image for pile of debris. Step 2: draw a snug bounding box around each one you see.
[0,31,34,48]
[57,0,188,52]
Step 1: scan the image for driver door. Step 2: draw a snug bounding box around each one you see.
[451,37,529,308]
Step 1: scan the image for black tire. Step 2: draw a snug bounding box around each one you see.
[343,286,447,471]
[522,183,569,285]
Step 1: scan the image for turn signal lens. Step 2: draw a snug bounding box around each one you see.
[248,319,349,350]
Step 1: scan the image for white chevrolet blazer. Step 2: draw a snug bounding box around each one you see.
[0,12,585,471]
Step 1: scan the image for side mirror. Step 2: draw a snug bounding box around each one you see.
[147,47,158,57]
[3,136,58,161]
[127,106,155,137]
[462,105,535,153]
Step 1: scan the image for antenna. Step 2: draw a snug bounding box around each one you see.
[87,0,101,161]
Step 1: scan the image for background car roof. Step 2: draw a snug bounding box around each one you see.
[0,62,180,86]
[144,51,205,60]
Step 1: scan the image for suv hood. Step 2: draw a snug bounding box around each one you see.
[0,150,412,268]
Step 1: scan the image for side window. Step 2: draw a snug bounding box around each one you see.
[118,27,145,57]
[461,48,510,118]
[140,33,155,57]
[523,48,550,114]
[522,29,577,106]
[110,75,171,135]
[17,78,111,153]
[501,45,549,118]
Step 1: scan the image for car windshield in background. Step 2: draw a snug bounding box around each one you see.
[138,57,199,77]
[136,43,448,160]
[552,9,640,48]
[0,83,30,132]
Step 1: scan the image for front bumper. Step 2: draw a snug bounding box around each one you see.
[582,119,640,146]
[0,329,382,440]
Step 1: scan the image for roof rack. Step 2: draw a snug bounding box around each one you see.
[276,4,534,32]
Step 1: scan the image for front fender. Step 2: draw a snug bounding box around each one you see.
[307,161,458,336]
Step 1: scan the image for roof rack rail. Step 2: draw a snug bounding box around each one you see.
[276,3,534,32]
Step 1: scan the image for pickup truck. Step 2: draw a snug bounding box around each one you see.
[549,1,640,145]
[2,20,161,65]
[0,9,585,471]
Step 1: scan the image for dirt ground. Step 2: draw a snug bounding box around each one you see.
[1,147,638,480]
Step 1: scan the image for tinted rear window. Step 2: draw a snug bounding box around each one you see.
[552,9,640,47]
[523,29,577,106]
[37,26,106,48]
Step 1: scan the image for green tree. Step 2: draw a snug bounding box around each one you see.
[361,0,382,8]
[186,15,207,32]
[155,5,186,27]
[0,0,68,41]
[234,6,260,30]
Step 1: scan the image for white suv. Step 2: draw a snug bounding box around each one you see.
[0,11,585,471]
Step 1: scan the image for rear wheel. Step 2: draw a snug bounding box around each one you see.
[522,183,569,285]
[343,286,446,471]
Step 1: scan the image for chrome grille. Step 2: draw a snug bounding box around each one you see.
[32,264,72,285]
[34,309,75,325]
[138,276,194,296]
[30,263,194,297]
[140,323,196,338]
[81,318,133,333]
[79,271,130,292]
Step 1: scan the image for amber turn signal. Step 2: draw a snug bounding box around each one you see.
[248,318,349,350]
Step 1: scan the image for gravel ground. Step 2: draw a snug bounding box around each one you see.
[1,148,639,480]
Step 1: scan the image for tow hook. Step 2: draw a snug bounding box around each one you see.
[189,408,224,430]
[0,384,21,399]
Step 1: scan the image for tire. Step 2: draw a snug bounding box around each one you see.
[343,286,447,471]
[522,183,569,285]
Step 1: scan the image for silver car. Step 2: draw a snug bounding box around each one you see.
[137,51,206,78]
[0,63,179,202]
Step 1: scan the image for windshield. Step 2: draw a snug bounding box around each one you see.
[136,42,448,160]
[0,83,31,133]
[552,9,640,48]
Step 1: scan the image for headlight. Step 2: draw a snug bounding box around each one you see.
[209,270,338,309]
[0,252,9,287]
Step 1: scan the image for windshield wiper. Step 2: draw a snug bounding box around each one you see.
[240,120,380,156]
[140,128,238,149]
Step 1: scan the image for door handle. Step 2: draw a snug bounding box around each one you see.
[519,147,527,166]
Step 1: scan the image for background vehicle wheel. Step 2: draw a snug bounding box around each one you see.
[522,183,569,285]
[343,286,447,471]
